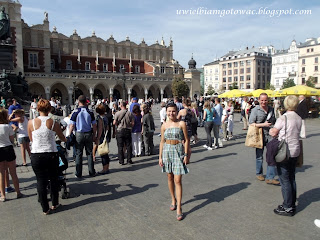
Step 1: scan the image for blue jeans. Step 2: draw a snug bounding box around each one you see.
[198,111,203,127]
[256,147,276,179]
[75,131,95,177]
[277,157,297,208]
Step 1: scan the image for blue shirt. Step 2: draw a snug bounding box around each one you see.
[130,102,140,112]
[204,108,214,122]
[132,115,142,133]
[213,104,223,124]
[70,106,96,132]
[8,104,23,127]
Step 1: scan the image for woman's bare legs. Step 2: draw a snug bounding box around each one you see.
[167,173,176,206]
[7,161,21,195]
[174,174,183,215]
[0,162,6,199]
[20,143,27,165]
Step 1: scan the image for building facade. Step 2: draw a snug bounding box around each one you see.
[2,0,201,104]
[298,37,320,88]
[203,60,219,94]
[271,40,299,90]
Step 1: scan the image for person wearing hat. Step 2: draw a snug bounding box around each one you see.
[129,97,140,112]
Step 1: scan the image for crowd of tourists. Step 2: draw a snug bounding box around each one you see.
[0,92,317,224]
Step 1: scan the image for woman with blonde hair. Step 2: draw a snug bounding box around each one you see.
[0,108,22,201]
[269,95,302,216]
[28,99,66,215]
[202,101,215,150]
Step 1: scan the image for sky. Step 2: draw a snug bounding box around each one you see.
[18,0,320,68]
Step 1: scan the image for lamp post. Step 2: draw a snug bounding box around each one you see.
[72,81,76,105]
[120,68,126,102]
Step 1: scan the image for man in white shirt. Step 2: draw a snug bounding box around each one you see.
[158,102,166,136]
[49,97,57,108]
[241,97,248,130]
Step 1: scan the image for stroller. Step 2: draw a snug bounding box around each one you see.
[56,141,70,199]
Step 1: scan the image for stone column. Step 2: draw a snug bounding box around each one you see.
[160,88,164,102]
[89,87,94,103]
[68,86,73,105]
[128,88,132,103]
[45,86,50,100]
[144,88,148,102]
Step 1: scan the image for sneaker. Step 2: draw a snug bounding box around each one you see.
[203,145,208,149]
[266,179,280,185]
[256,175,265,181]
[222,138,228,142]
[314,219,320,228]
[207,147,213,150]
[273,205,295,216]
[5,186,15,193]
[214,146,218,149]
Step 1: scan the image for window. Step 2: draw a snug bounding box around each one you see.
[85,61,90,71]
[135,65,140,73]
[258,60,261,65]
[276,68,280,73]
[234,69,238,74]
[246,75,251,81]
[240,61,244,66]
[291,66,295,72]
[283,67,286,73]
[228,63,232,68]
[311,48,314,52]
[120,64,125,70]
[315,66,318,72]
[302,59,305,65]
[223,77,226,82]
[174,67,178,74]
[103,63,108,72]
[240,68,244,74]
[234,62,238,67]
[246,60,251,65]
[276,79,279,86]
[315,57,319,64]
[210,69,212,73]
[222,64,226,69]
[302,67,305,73]
[66,60,72,70]
[50,59,55,70]
[160,66,165,73]
[302,78,305,84]
[215,68,218,74]
[228,77,232,82]
[228,70,232,75]
[29,52,38,68]
[246,83,251,89]
[234,76,238,82]
[262,61,265,66]
[240,76,244,81]
[223,71,226,76]
[215,76,218,81]
[307,49,310,53]
[263,68,265,74]
[315,77,318,83]
[240,83,244,89]
[246,68,251,73]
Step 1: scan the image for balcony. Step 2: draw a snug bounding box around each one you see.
[288,72,297,77]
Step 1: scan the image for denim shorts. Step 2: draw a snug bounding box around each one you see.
[18,136,30,144]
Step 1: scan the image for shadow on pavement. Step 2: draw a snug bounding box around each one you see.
[297,187,320,213]
[193,152,237,163]
[61,183,158,211]
[296,165,312,173]
[184,182,251,216]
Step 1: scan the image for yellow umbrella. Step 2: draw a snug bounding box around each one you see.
[277,85,320,96]
[249,89,275,97]
[218,89,248,98]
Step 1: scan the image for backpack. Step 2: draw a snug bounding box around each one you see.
[184,109,193,135]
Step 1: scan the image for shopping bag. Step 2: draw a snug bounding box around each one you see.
[245,125,263,149]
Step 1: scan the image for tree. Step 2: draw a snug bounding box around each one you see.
[200,85,204,96]
[229,82,238,90]
[207,84,215,95]
[265,82,275,90]
[281,78,295,89]
[171,78,190,98]
[306,76,316,88]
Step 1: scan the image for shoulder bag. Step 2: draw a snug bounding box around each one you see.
[98,117,109,156]
[275,115,290,163]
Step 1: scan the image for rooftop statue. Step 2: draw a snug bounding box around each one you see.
[0,6,10,41]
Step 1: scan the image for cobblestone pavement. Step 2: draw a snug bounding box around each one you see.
[1,105,320,240]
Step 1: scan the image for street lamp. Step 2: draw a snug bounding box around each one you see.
[120,67,126,102]
[72,81,77,105]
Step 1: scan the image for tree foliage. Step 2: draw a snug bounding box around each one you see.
[171,78,190,98]
[265,82,275,90]
[306,76,316,88]
[207,84,215,95]
[229,82,238,90]
[281,78,296,89]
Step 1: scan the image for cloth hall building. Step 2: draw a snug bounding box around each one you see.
[2,0,200,104]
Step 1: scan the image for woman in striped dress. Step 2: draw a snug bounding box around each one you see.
[159,102,189,221]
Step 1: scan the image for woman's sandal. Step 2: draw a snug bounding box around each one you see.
[51,204,61,210]
[176,213,184,221]
[43,209,50,215]
[0,197,6,202]
[170,204,177,211]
